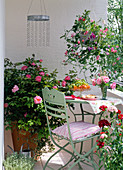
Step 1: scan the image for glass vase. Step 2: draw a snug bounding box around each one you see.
[101,86,107,100]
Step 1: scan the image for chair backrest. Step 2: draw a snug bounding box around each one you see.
[42,87,69,133]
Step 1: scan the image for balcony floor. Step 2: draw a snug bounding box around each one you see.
[34,149,104,170]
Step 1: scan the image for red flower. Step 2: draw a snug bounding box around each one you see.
[97,141,105,148]
[119,133,122,136]
[82,18,85,21]
[99,105,108,111]
[118,114,123,120]
[117,109,121,114]
[98,119,111,128]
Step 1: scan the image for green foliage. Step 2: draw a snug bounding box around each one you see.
[61,10,123,81]
[4,54,63,156]
[3,152,35,170]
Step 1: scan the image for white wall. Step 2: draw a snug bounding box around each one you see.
[0,0,5,169]
[5,0,108,80]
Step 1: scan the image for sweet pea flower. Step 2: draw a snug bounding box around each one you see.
[78,17,82,21]
[78,41,80,44]
[65,51,68,55]
[113,62,116,66]
[92,79,96,86]
[31,62,36,66]
[97,77,102,85]
[106,52,109,55]
[26,74,31,78]
[62,80,66,87]
[53,86,57,89]
[12,85,19,93]
[35,76,42,82]
[101,76,109,83]
[100,134,108,139]
[84,31,88,35]
[24,113,27,118]
[39,59,43,62]
[96,55,100,60]
[110,82,116,89]
[108,105,118,113]
[39,71,45,76]
[21,65,28,70]
[65,76,70,81]
[4,103,8,108]
[71,33,76,37]
[34,96,42,104]
[117,57,120,60]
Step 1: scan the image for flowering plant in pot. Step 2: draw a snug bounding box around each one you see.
[96,105,123,169]
[4,54,64,157]
[61,10,123,82]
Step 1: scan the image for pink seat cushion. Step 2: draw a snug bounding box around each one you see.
[52,121,101,141]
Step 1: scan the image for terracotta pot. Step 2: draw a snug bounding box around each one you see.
[11,122,37,157]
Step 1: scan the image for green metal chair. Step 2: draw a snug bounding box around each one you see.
[42,87,100,170]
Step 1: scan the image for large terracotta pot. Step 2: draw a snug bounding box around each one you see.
[11,122,37,157]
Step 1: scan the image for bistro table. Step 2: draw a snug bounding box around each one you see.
[66,96,123,123]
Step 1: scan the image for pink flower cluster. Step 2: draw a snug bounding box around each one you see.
[12,85,19,93]
[92,76,110,86]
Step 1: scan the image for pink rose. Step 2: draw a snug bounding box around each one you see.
[65,76,70,81]
[110,82,116,89]
[39,59,43,62]
[35,76,42,82]
[12,85,19,93]
[102,76,109,83]
[97,78,102,85]
[26,74,31,78]
[96,55,100,60]
[62,80,66,87]
[21,66,28,70]
[108,105,118,113]
[34,96,42,104]
[92,79,96,86]
[39,72,45,76]
[4,103,8,108]
[53,86,57,89]
[31,62,36,66]
[24,113,27,118]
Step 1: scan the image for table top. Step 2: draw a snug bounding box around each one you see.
[66,96,123,114]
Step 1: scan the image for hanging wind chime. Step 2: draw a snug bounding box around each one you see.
[27,0,50,47]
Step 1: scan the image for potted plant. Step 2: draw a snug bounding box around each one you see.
[4,54,65,157]
[61,10,123,82]
[3,152,35,170]
[96,105,123,169]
